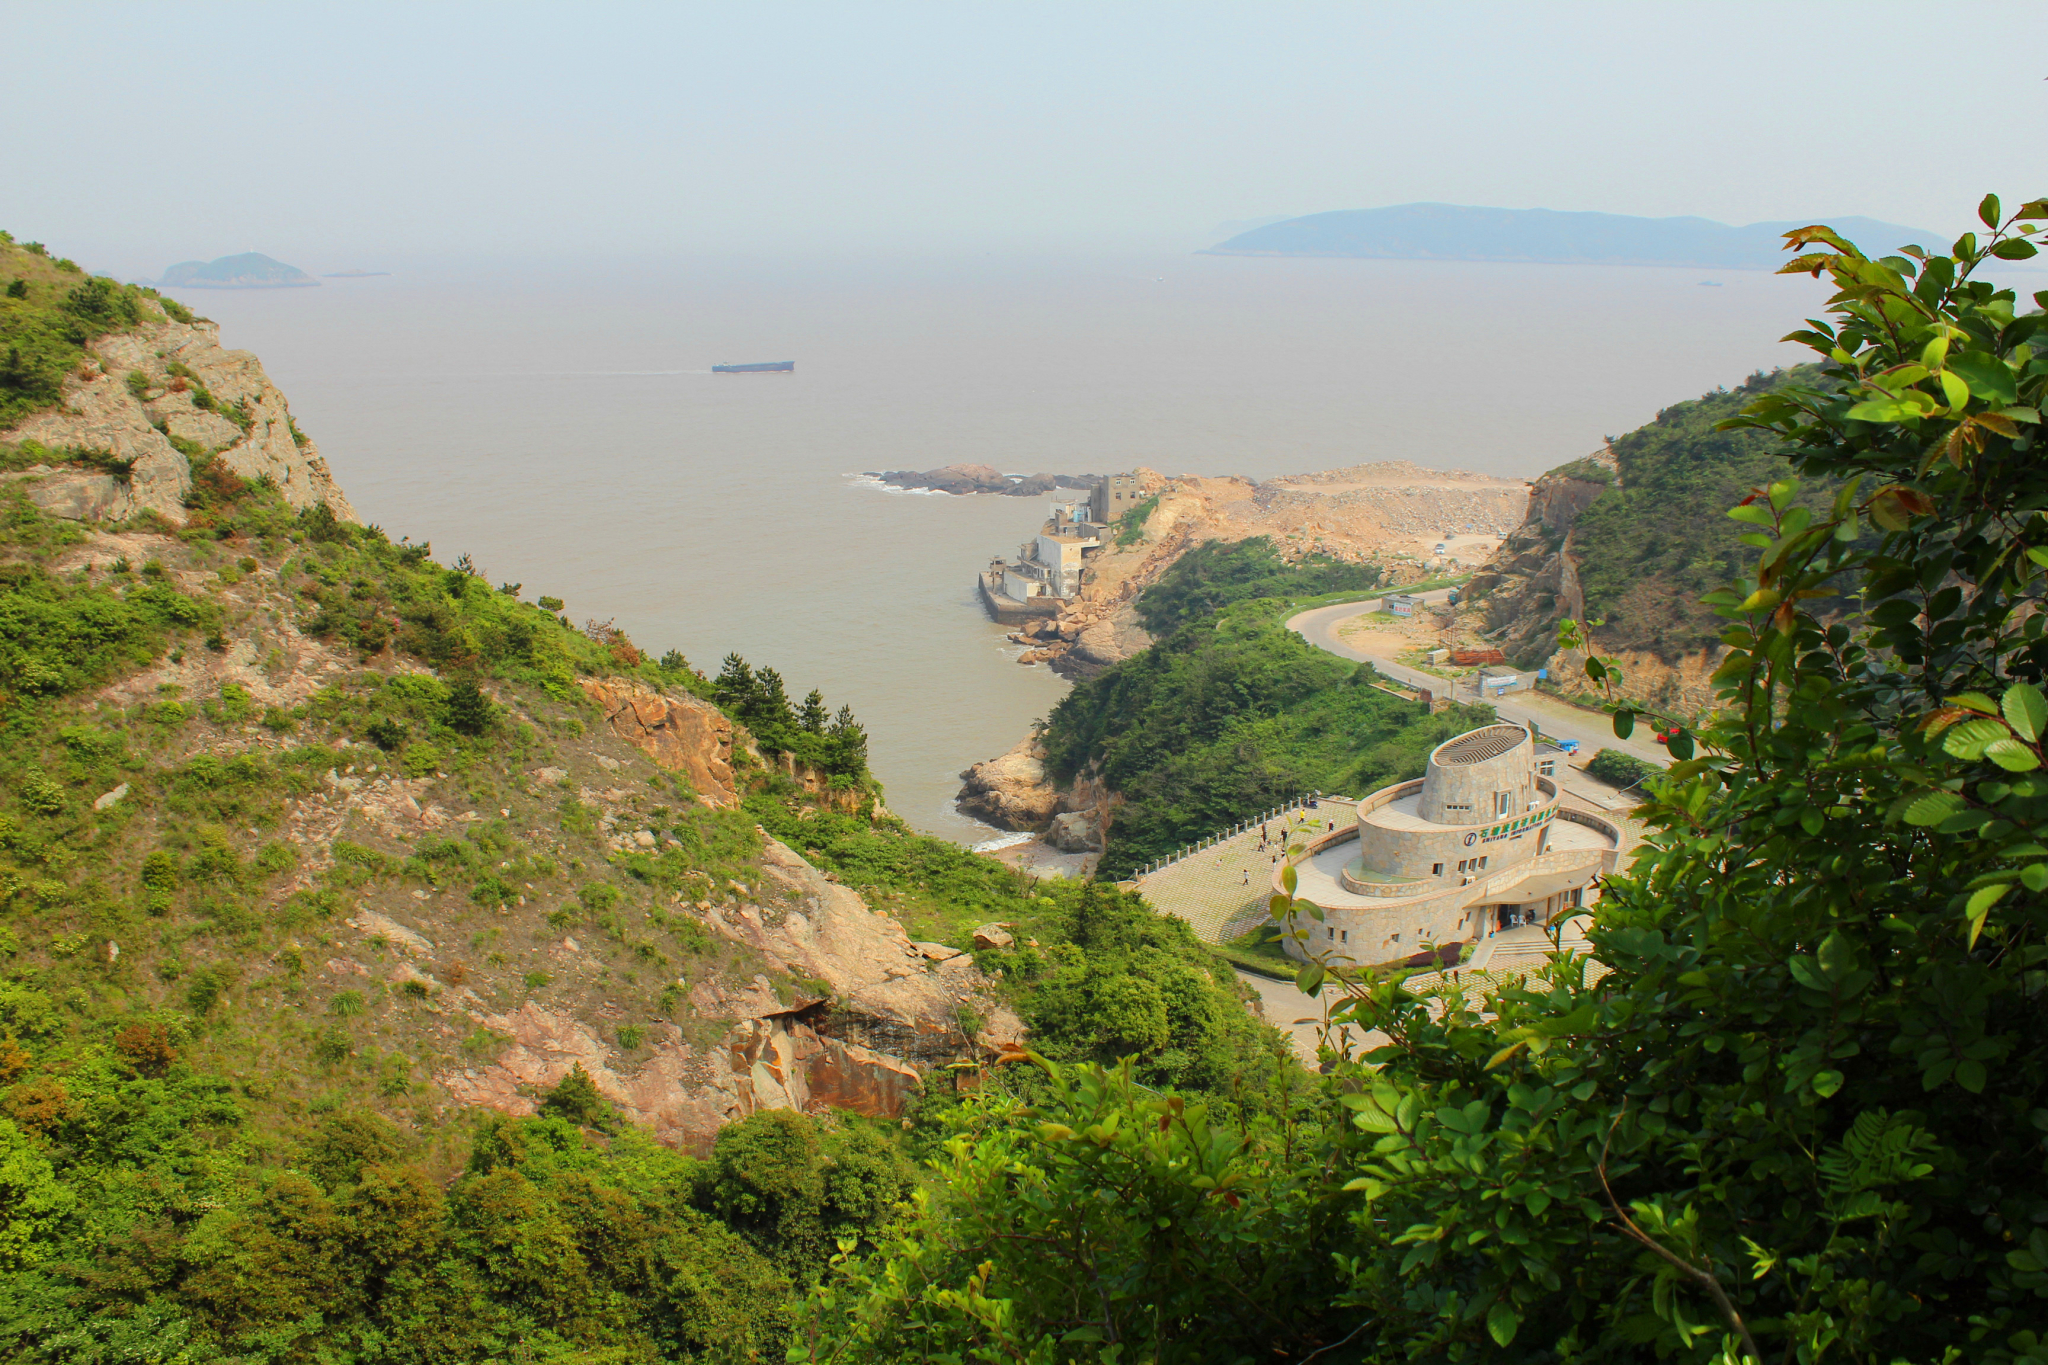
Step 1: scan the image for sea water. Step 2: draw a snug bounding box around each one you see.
[187,252,1830,841]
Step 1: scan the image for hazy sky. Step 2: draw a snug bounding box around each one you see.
[6,1,2043,273]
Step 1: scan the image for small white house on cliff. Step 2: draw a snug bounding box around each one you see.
[1276,722,1621,965]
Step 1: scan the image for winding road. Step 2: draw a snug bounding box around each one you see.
[1286,593,1673,774]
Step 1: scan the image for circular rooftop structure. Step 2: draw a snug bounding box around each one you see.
[1417,723,1538,826]
[1431,724,1530,766]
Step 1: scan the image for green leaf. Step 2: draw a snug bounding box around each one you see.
[1296,962,1325,996]
[1950,353,2019,406]
[1985,738,2041,772]
[1956,1059,1988,1093]
[1902,792,1966,826]
[1667,730,1695,761]
[1813,1069,1845,1098]
[1991,239,2039,261]
[1613,710,1635,740]
[1948,692,2000,714]
[1727,504,1775,527]
[1980,194,2003,229]
[2004,683,2047,741]
[1966,882,2009,947]
[1486,1301,1520,1347]
[1943,716,2010,760]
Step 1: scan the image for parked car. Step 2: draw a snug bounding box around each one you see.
[1654,727,1680,745]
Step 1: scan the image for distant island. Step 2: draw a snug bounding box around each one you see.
[1202,203,1936,270]
[148,252,318,289]
[871,464,1099,496]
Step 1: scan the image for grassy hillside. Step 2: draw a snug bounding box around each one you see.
[1044,539,1492,878]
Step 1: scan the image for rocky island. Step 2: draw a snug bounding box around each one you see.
[147,250,319,289]
[871,462,1097,495]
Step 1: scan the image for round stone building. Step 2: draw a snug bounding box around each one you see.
[1275,721,1622,966]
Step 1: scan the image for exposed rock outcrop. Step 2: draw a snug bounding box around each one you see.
[434,837,1020,1153]
[1461,448,1616,669]
[578,677,739,807]
[956,736,1063,830]
[1047,810,1102,853]
[3,317,355,526]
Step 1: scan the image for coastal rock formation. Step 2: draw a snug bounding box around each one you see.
[1048,810,1102,853]
[578,677,739,806]
[956,736,1063,830]
[3,317,356,525]
[988,461,1524,679]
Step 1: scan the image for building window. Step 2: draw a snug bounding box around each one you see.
[1340,930,1348,943]
[1479,856,1489,870]
[1327,927,1335,940]
[1391,932,1401,943]
[1444,802,1472,817]
[1432,862,1443,876]
[1495,790,1513,816]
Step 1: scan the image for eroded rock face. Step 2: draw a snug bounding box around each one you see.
[1054,605,1155,680]
[956,736,1062,831]
[1047,811,1102,853]
[578,678,738,807]
[3,318,356,526]
[1462,449,1616,669]
[433,837,1021,1153]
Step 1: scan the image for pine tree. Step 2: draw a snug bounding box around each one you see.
[826,704,869,777]
[799,689,828,734]
[713,654,755,713]
[754,668,795,728]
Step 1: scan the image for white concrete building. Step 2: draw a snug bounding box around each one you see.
[1275,722,1621,966]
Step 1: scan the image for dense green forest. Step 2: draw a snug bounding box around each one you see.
[1043,539,1490,878]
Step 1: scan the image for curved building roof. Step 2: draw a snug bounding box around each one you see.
[1432,724,1529,766]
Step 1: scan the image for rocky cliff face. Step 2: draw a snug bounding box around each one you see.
[2,316,355,526]
[578,677,740,807]
[1461,448,1614,668]
[1463,446,1720,711]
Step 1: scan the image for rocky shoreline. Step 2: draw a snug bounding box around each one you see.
[871,462,1098,496]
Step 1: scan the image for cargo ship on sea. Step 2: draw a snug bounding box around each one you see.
[712,360,794,373]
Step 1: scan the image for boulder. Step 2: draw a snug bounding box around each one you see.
[972,923,1014,951]
[955,736,1061,831]
[913,941,963,962]
[1047,810,1102,853]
